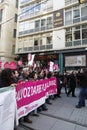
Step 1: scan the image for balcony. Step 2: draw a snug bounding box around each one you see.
[21,0,31,5]
[19,25,53,36]
[65,0,77,6]
[17,44,53,53]
[81,16,87,21]
[19,6,53,21]
[73,40,81,46]
[65,42,72,47]
[82,39,87,45]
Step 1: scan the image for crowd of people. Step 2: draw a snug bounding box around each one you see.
[0,65,87,130]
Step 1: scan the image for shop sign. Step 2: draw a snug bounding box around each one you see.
[35,54,58,61]
[53,9,64,28]
[65,55,86,67]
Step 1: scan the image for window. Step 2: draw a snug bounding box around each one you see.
[0,9,3,22]
[82,29,87,39]
[73,26,80,40]
[46,36,52,44]
[30,4,34,15]
[65,0,72,5]
[12,45,15,54]
[0,25,1,37]
[81,6,87,16]
[73,6,80,19]
[41,1,46,11]
[14,14,17,22]
[35,20,40,28]
[81,5,87,21]
[47,0,53,9]
[65,28,72,42]
[16,0,18,8]
[65,10,72,25]
[34,39,38,46]
[24,21,29,31]
[82,25,87,39]
[29,39,33,46]
[35,2,41,12]
[19,22,25,32]
[40,39,42,45]
[66,34,72,42]
[20,5,30,19]
[13,29,17,38]
[47,17,52,26]
[41,19,46,27]
[21,0,29,4]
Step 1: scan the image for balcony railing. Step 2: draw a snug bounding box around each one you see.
[65,42,72,47]
[65,39,87,47]
[19,25,53,36]
[21,0,31,5]
[73,40,81,46]
[19,6,53,21]
[17,44,53,53]
[82,39,87,45]
[65,0,77,6]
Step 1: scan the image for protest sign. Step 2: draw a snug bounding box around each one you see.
[0,87,15,130]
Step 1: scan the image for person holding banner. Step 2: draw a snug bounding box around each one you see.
[38,70,48,111]
[19,67,33,123]
[31,71,39,117]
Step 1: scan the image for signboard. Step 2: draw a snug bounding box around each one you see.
[53,9,64,28]
[0,87,15,130]
[16,77,57,120]
[65,55,86,67]
[35,54,58,61]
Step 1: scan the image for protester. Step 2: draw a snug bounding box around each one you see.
[38,70,48,111]
[0,61,58,130]
[0,68,13,87]
[19,67,32,123]
[67,71,76,97]
[63,72,68,94]
[76,68,87,108]
[31,71,39,116]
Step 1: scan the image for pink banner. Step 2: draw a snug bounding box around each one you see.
[16,77,57,119]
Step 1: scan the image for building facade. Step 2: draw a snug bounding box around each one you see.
[16,0,87,72]
[0,0,18,64]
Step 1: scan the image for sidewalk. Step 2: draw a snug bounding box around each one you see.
[20,88,87,130]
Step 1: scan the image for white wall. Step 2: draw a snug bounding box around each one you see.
[53,29,65,50]
[53,0,65,11]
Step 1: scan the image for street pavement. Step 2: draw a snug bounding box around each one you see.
[18,88,87,130]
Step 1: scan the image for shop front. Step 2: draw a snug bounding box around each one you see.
[64,51,87,72]
[17,53,58,69]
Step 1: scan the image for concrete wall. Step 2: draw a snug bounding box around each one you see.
[53,0,65,11]
[0,0,18,61]
[53,29,65,50]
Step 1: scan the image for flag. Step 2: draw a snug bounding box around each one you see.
[28,54,35,66]
[49,61,54,72]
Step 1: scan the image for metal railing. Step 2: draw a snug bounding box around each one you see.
[19,25,53,36]
[17,44,53,53]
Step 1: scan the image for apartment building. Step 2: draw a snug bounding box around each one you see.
[64,0,87,71]
[16,0,87,72]
[0,0,18,64]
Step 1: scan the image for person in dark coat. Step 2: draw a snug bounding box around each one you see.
[0,68,12,88]
[76,68,87,108]
[67,71,76,97]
